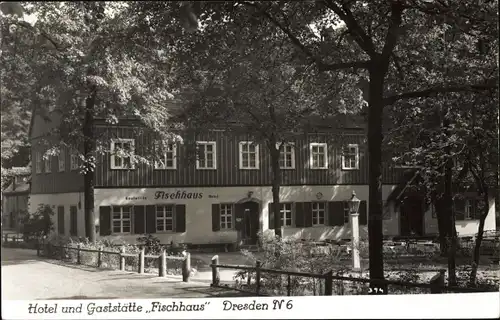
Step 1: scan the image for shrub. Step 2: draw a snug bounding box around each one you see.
[21,205,54,242]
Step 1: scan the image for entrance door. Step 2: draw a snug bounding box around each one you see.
[240,201,260,245]
[400,196,424,237]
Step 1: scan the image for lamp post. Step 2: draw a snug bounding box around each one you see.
[347,191,361,272]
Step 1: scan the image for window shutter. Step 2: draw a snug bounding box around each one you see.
[57,206,65,235]
[99,206,111,236]
[295,202,305,227]
[454,199,465,221]
[70,206,77,236]
[145,205,156,233]
[268,203,275,229]
[359,201,368,225]
[133,206,145,234]
[304,202,313,227]
[175,204,186,233]
[327,201,344,226]
[212,204,220,231]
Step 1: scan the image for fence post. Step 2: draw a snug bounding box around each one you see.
[159,249,166,277]
[211,255,220,286]
[120,247,125,271]
[430,269,446,294]
[324,270,333,296]
[182,252,191,282]
[287,274,292,296]
[97,246,103,268]
[255,260,261,295]
[59,245,64,260]
[77,244,81,264]
[138,247,145,274]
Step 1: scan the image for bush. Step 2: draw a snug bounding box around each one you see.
[21,205,54,242]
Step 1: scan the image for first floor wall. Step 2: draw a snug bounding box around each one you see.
[28,185,496,244]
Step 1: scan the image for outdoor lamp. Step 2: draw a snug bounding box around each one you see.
[348,191,361,214]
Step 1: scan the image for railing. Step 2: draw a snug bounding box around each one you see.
[36,241,192,282]
[209,256,493,296]
[2,233,24,243]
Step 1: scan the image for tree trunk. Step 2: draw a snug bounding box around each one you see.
[443,115,457,286]
[270,144,282,239]
[469,192,489,286]
[367,70,386,293]
[434,196,449,256]
[83,90,97,243]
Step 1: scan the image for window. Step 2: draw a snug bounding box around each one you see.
[312,202,326,226]
[35,152,42,174]
[279,143,295,169]
[465,199,477,220]
[342,144,359,170]
[309,143,328,169]
[154,142,177,170]
[343,202,350,224]
[112,206,131,233]
[58,148,66,172]
[196,141,217,169]
[156,205,174,232]
[220,204,233,230]
[239,141,259,169]
[110,139,135,169]
[70,151,79,171]
[44,153,52,173]
[280,203,293,227]
[70,205,77,236]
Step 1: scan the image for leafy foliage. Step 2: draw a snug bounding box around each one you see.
[21,204,54,241]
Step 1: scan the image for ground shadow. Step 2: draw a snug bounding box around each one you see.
[178,286,255,297]
[39,259,117,273]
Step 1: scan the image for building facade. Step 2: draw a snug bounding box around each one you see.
[2,169,30,232]
[28,114,497,245]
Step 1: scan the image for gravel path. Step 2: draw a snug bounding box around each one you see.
[1,248,248,300]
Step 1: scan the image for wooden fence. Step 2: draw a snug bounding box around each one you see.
[209,255,492,296]
[36,241,192,282]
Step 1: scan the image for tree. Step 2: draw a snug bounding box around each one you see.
[135,0,498,289]
[1,2,179,242]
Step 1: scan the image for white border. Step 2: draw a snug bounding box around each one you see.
[154,141,177,170]
[238,141,260,170]
[309,143,328,169]
[341,144,359,170]
[196,141,217,170]
[110,138,136,170]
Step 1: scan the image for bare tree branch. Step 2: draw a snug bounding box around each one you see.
[383,81,498,106]
[319,60,370,71]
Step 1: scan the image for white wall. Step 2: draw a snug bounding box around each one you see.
[94,185,400,244]
[423,196,496,236]
[28,193,86,237]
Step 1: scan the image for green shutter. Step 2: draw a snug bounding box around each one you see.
[328,201,344,226]
[57,206,65,235]
[145,205,156,233]
[133,206,145,234]
[303,202,313,227]
[99,206,111,236]
[359,201,368,225]
[212,204,220,231]
[70,206,77,236]
[295,202,305,227]
[268,203,275,229]
[175,204,186,232]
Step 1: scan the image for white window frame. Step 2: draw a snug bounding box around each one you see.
[58,148,66,172]
[35,151,42,174]
[112,206,131,234]
[312,202,326,226]
[278,142,296,169]
[70,150,79,171]
[154,141,177,170]
[196,141,217,170]
[44,153,52,173]
[280,203,293,227]
[156,205,174,232]
[239,141,260,169]
[342,144,359,170]
[110,138,135,170]
[220,204,233,230]
[309,143,328,169]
